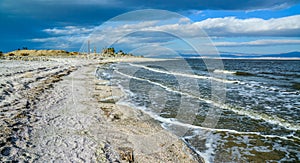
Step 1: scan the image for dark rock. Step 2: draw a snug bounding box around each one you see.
[7,137,18,144]
[1,147,11,156]
[292,83,300,90]
[235,71,254,76]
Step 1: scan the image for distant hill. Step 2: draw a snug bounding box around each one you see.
[2,48,135,58]
[3,50,79,57]
[220,51,300,59]
[258,51,300,58]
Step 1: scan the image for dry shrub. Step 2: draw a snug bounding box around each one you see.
[21,53,29,56]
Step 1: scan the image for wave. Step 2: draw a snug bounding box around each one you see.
[260,72,300,78]
[221,106,300,131]
[213,69,236,74]
[213,69,257,78]
[181,132,217,163]
[114,70,300,132]
[117,100,299,142]
[127,63,239,84]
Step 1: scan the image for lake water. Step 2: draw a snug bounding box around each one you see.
[96,59,300,162]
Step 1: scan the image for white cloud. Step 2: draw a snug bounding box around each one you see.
[195,15,300,37]
[32,15,300,51]
[100,15,300,39]
[178,17,191,24]
[32,35,87,43]
[43,26,95,35]
[213,39,300,47]
[31,35,88,49]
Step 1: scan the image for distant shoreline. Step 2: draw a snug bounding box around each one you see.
[2,49,300,61]
[181,57,300,60]
[216,57,300,60]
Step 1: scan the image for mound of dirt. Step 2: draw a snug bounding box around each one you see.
[4,50,79,57]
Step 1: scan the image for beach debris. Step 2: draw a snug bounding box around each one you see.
[111,111,123,121]
[99,97,116,104]
[96,142,108,162]
[96,80,109,86]
[234,71,254,76]
[102,143,121,162]
[118,147,134,163]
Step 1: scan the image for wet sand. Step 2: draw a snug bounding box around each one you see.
[0,57,201,162]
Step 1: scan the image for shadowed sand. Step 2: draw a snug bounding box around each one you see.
[0,57,201,162]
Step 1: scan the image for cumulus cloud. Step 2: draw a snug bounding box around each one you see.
[196,15,300,37]
[99,15,300,39]
[36,15,300,38]
[31,15,300,51]
[43,26,95,35]
[31,34,88,50]
[213,39,300,47]
[31,35,87,43]
[109,15,300,38]
[1,0,299,52]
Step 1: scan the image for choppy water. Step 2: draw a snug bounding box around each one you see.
[96,59,300,162]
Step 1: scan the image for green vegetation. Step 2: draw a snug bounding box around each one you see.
[1,48,136,59]
[101,47,134,57]
[20,53,29,56]
[3,50,79,57]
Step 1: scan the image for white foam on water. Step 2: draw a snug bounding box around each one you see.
[113,79,300,163]
[101,72,112,79]
[182,133,218,163]
[202,134,218,163]
[117,98,300,163]
[213,69,236,74]
[128,63,239,84]
[117,96,297,143]
[222,105,300,131]
[115,70,300,132]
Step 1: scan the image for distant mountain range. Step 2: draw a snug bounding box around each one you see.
[255,51,300,58]
[181,51,300,59]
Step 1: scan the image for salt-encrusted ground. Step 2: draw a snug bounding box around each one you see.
[0,58,200,162]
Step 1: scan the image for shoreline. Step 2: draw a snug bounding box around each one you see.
[94,63,202,162]
[0,57,202,162]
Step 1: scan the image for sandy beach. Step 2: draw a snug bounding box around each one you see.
[0,57,201,162]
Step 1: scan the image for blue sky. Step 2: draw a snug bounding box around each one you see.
[0,0,300,56]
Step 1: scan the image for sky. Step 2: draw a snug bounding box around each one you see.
[0,0,300,56]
